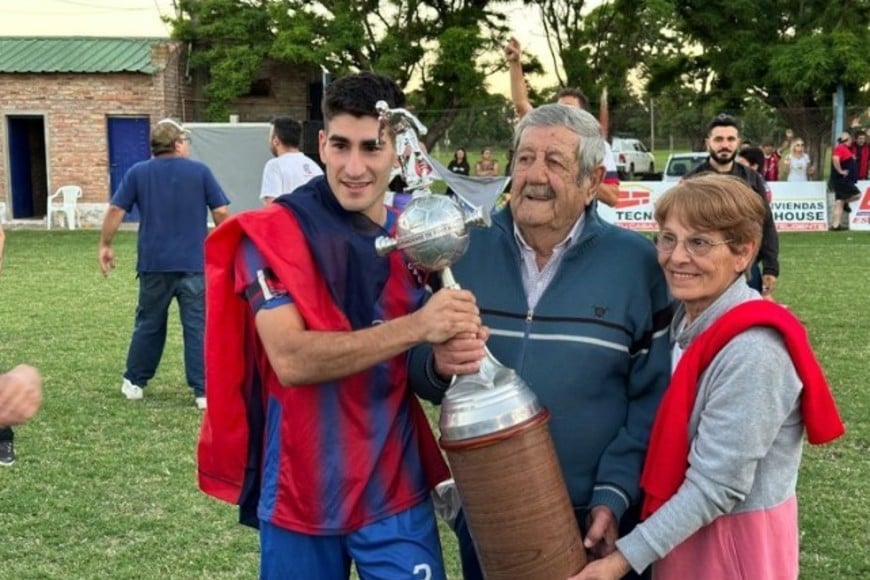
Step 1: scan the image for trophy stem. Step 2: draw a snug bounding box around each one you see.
[441,267,459,290]
[440,266,503,388]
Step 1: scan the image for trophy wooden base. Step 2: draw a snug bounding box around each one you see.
[441,411,587,579]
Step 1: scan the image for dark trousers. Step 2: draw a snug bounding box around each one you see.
[124,272,205,396]
[747,260,763,293]
[0,427,12,442]
[454,503,650,580]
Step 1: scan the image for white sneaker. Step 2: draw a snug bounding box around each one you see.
[121,378,144,400]
[195,396,207,410]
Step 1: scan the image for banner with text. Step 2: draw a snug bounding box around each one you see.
[848,180,870,232]
[598,181,830,232]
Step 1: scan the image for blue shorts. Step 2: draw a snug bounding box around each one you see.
[259,499,446,580]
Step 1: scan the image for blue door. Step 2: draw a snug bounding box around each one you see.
[6,115,47,219]
[107,116,150,222]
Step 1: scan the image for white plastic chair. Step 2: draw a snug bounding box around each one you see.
[47,185,82,230]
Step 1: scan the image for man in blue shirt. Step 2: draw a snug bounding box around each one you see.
[99,118,230,409]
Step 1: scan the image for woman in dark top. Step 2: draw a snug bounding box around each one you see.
[448,148,470,176]
[446,147,470,196]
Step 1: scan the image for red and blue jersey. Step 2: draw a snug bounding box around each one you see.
[198,177,449,535]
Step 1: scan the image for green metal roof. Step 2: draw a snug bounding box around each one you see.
[0,37,169,74]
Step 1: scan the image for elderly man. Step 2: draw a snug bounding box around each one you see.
[409,104,671,579]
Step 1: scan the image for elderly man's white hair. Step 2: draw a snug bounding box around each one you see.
[512,104,606,182]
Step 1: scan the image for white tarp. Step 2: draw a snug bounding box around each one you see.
[186,123,272,214]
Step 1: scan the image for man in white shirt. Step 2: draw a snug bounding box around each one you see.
[260,117,324,205]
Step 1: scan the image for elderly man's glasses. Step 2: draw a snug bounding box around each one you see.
[656,233,732,256]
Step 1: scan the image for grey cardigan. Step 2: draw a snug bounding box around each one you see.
[617,279,805,573]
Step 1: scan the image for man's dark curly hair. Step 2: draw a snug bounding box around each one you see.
[321,72,406,123]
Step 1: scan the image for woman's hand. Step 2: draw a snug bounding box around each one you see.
[568,551,632,580]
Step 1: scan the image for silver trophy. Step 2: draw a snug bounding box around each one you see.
[374,100,489,280]
[374,102,585,578]
[373,101,523,389]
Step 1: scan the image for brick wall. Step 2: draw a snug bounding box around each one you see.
[0,41,184,221]
[0,42,315,225]
[186,60,320,122]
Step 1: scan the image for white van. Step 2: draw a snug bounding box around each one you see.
[611,138,656,180]
[662,152,709,182]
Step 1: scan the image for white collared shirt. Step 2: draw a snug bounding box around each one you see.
[513,212,585,310]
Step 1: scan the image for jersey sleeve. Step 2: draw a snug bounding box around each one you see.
[602,142,620,184]
[234,235,293,313]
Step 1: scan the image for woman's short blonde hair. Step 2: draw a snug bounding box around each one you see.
[655,174,766,252]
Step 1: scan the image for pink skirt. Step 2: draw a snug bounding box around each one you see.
[653,496,798,580]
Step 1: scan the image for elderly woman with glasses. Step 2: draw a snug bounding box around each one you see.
[572,174,844,580]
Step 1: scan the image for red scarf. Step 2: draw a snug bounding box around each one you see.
[641,300,845,519]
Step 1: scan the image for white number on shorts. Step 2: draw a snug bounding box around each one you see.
[413,563,432,580]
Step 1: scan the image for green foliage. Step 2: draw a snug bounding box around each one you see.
[0,230,868,578]
[173,0,274,121]
[169,0,514,143]
[662,0,870,105]
[438,93,516,151]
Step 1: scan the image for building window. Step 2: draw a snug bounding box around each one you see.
[245,78,272,98]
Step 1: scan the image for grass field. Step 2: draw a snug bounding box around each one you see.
[0,229,868,578]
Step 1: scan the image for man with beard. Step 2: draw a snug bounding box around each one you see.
[259,116,323,206]
[683,114,779,298]
[409,104,672,580]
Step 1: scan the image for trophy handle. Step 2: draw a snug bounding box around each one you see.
[440,267,503,388]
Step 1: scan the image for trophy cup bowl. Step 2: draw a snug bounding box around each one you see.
[375,194,488,274]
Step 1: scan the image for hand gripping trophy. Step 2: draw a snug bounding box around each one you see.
[375,103,587,579]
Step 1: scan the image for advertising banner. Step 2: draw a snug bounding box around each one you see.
[767,182,828,231]
[847,180,870,232]
[599,180,831,232]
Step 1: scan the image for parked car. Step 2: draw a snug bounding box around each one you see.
[661,152,709,182]
[611,137,656,180]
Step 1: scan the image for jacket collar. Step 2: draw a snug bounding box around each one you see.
[490,202,607,258]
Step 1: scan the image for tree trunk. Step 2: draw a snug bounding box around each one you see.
[423,107,462,151]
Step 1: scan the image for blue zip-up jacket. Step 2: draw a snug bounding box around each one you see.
[409,206,672,521]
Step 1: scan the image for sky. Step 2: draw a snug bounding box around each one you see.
[0,0,559,95]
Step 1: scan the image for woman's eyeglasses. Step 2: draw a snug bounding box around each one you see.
[656,233,732,257]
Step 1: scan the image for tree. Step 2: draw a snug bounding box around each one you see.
[523,0,679,134]
[650,0,870,175]
[170,0,275,121]
[441,93,516,152]
[168,0,514,147]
